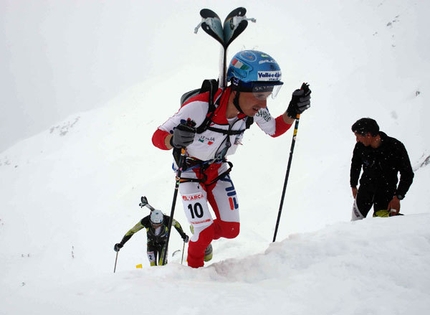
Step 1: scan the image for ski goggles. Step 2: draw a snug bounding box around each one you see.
[151,222,163,228]
[252,84,283,100]
[232,80,284,100]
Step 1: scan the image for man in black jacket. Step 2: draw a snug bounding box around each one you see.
[350,118,414,220]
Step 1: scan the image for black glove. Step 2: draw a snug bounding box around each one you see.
[286,82,311,118]
[171,123,196,148]
[114,243,123,252]
[183,234,190,243]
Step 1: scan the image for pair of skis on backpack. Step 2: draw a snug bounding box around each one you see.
[195,7,256,88]
[195,7,256,49]
[181,7,256,106]
[179,7,256,134]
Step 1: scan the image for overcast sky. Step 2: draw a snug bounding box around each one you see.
[1,1,429,312]
[2,0,428,154]
[0,0,217,153]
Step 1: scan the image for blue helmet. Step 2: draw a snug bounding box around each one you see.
[227,50,284,93]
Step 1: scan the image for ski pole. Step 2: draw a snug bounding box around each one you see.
[272,114,301,242]
[113,251,119,273]
[162,147,187,265]
[181,239,186,265]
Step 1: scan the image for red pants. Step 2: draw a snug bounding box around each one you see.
[179,161,240,268]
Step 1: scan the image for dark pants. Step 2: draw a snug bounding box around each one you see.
[356,185,394,218]
[147,243,167,266]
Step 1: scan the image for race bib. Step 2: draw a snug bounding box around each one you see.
[181,191,213,227]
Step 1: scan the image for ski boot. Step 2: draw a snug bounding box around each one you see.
[373,209,404,217]
[204,243,213,262]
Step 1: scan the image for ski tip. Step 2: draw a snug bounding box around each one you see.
[227,7,247,19]
[225,20,248,48]
[200,8,220,19]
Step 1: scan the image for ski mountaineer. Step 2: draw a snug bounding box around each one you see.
[350,118,414,220]
[114,210,189,266]
[152,50,311,268]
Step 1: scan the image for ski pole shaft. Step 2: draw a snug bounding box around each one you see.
[113,251,119,273]
[162,147,187,265]
[181,240,186,265]
[272,114,301,242]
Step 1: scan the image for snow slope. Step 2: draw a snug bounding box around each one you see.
[1,1,429,314]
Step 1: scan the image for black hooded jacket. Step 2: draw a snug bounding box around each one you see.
[350,132,414,197]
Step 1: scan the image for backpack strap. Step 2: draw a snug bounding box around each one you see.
[196,79,219,134]
[180,78,254,135]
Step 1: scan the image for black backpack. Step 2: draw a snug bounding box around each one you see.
[180,79,253,135]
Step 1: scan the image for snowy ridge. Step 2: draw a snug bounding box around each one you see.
[1,214,429,315]
[1,0,430,314]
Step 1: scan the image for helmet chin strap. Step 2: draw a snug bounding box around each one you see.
[233,91,244,114]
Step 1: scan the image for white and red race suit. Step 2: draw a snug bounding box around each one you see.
[152,86,292,268]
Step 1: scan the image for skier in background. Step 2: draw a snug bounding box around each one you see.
[114,210,189,266]
[350,117,414,220]
[152,50,311,268]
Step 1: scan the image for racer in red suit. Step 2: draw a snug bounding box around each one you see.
[152,50,311,268]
